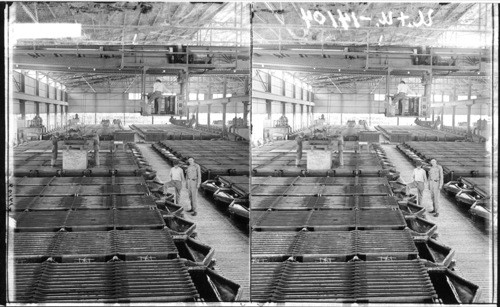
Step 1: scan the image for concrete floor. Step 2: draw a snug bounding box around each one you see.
[382,144,496,303]
[136,143,250,301]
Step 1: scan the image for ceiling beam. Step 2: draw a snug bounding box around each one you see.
[20,3,38,23]
[252,90,314,106]
[186,94,249,107]
[327,77,342,94]
[81,76,96,93]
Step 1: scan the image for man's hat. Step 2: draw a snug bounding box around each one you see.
[415,161,422,167]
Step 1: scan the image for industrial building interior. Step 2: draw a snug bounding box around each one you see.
[4,1,498,306]
[250,2,496,305]
[7,2,251,303]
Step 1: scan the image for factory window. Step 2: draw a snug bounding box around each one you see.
[128,93,142,100]
[374,94,385,101]
[458,95,477,100]
[198,93,205,100]
[433,94,450,102]
[213,93,223,99]
[189,93,198,101]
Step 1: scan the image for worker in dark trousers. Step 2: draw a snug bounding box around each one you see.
[50,132,60,167]
[295,133,304,167]
[185,157,202,216]
[428,158,444,217]
[393,81,409,108]
[405,161,428,206]
[145,79,164,115]
[92,131,100,167]
[164,160,185,204]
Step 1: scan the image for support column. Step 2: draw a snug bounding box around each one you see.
[196,102,200,126]
[467,104,472,135]
[222,103,228,134]
[182,70,189,118]
[65,106,68,126]
[35,102,40,116]
[423,71,432,119]
[54,104,58,128]
[281,102,286,116]
[440,92,445,130]
[340,94,344,124]
[60,105,64,127]
[292,103,297,131]
[94,92,98,124]
[207,105,211,127]
[46,103,50,130]
[186,107,190,120]
[122,93,127,125]
[266,99,272,120]
[300,104,304,129]
[432,108,435,122]
[19,100,26,120]
[242,101,249,126]
[452,106,456,129]
[35,72,39,96]
[20,72,25,93]
[385,71,390,116]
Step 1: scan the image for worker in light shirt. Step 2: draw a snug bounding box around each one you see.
[405,161,427,207]
[392,80,412,115]
[145,79,165,115]
[428,158,444,217]
[185,157,202,216]
[164,160,185,205]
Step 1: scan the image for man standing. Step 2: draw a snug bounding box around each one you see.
[405,161,428,206]
[392,81,410,115]
[185,157,202,216]
[428,158,444,217]
[295,133,304,167]
[50,132,60,167]
[146,79,164,115]
[164,161,185,205]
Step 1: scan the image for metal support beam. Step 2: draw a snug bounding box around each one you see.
[196,102,200,126]
[207,104,211,127]
[452,106,456,129]
[252,90,314,106]
[19,100,26,120]
[467,105,472,135]
[281,102,286,116]
[13,92,68,106]
[300,104,304,129]
[94,93,97,124]
[222,103,227,135]
[141,67,147,114]
[46,103,50,130]
[54,103,58,128]
[242,101,249,126]
[292,103,296,130]
[186,95,249,107]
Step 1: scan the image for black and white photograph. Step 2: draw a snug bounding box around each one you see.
[5,1,250,304]
[3,1,498,306]
[250,1,497,305]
